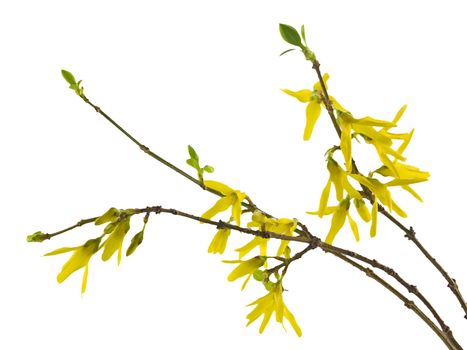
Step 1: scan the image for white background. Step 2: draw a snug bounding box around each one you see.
[1,0,466,349]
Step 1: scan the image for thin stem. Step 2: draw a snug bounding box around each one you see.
[42,217,98,240]
[43,206,310,243]
[311,59,467,319]
[323,243,463,349]
[329,252,457,350]
[80,94,216,194]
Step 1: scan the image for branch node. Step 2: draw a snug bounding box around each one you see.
[217,220,227,229]
[310,237,320,249]
[140,144,150,153]
[404,300,415,309]
[408,285,418,294]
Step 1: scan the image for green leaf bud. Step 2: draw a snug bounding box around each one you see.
[26,231,48,243]
[61,69,77,86]
[126,230,144,256]
[203,165,214,173]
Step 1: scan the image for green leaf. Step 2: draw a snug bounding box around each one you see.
[187,145,199,161]
[279,24,303,48]
[203,165,214,173]
[126,230,144,257]
[301,25,307,45]
[186,158,199,169]
[279,48,296,56]
[61,69,77,86]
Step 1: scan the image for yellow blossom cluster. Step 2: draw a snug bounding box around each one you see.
[284,75,429,244]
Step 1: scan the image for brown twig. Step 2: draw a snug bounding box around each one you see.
[329,252,458,350]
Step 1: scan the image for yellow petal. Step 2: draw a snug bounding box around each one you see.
[342,175,362,199]
[392,200,407,218]
[231,191,246,225]
[385,178,428,187]
[307,206,338,216]
[208,229,231,254]
[325,205,347,244]
[101,218,131,263]
[259,308,274,334]
[303,102,321,140]
[277,240,289,257]
[354,199,371,222]
[397,129,414,155]
[352,124,393,146]
[201,195,234,221]
[394,162,430,180]
[318,178,332,217]
[204,180,234,196]
[340,121,352,172]
[353,116,395,127]
[44,247,78,256]
[383,104,407,130]
[329,96,349,113]
[273,285,284,323]
[95,207,120,225]
[347,213,360,242]
[227,256,265,282]
[281,89,312,103]
[380,144,406,162]
[55,238,100,284]
[241,274,252,291]
[402,185,423,202]
[313,73,329,91]
[247,299,273,327]
[236,236,268,259]
[284,306,302,337]
[373,143,400,177]
[328,160,344,200]
[370,199,378,237]
[57,249,91,283]
[81,265,89,295]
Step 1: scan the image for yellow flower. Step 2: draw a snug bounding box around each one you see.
[374,162,430,202]
[353,198,371,222]
[308,196,359,244]
[207,228,231,254]
[101,217,131,265]
[224,256,266,290]
[350,174,407,216]
[236,236,269,259]
[201,180,246,225]
[44,237,102,294]
[350,174,409,237]
[317,158,362,217]
[283,73,344,141]
[246,282,302,337]
[245,210,297,256]
[94,207,120,225]
[338,112,397,172]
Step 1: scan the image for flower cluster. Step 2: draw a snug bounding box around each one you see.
[44,207,148,293]
[224,258,302,336]
[285,78,429,243]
